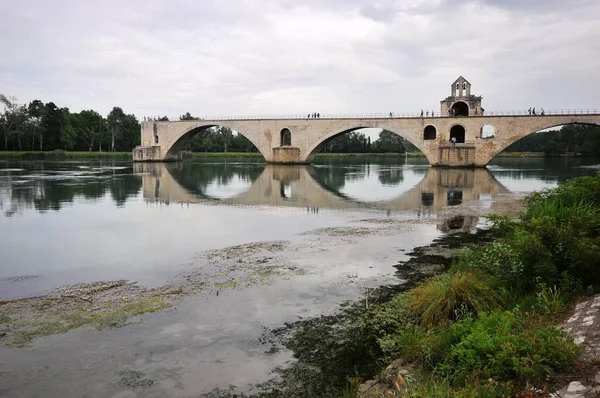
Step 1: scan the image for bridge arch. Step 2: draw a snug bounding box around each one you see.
[485,119,600,164]
[163,123,267,161]
[302,126,430,164]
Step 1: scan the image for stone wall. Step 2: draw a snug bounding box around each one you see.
[132,145,162,161]
[272,147,302,163]
[436,145,476,167]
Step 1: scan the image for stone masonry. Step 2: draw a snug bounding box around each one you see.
[132,114,600,166]
[132,76,600,166]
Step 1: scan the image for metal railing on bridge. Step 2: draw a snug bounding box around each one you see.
[152,109,600,122]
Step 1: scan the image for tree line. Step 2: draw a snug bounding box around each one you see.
[0,94,140,152]
[505,124,600,156]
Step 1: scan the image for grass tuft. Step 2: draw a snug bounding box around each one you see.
[406,271,502,327]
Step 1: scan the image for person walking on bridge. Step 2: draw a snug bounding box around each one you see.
[420,110,423,117]
[528,107,532,115]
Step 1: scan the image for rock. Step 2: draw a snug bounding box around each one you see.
[566,381,590,394]
[358,380,376,393]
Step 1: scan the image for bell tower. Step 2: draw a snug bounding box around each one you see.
[440,76,483,117]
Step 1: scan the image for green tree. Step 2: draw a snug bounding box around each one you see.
[180,112,199,120]
[373,130,406,153]
[76,110,105,151]
[0,94,28,150]
[107,107,126,152]
[27,99,45,150]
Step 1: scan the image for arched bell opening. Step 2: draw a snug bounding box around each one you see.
[451,101,469,117]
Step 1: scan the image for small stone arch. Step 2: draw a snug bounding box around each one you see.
[424,125,436,140]
[451,101,469,117]
[450,125,466,144]
[280,128,292,146]
[481,124,496,139]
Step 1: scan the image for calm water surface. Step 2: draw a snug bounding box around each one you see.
[0,156,598,397]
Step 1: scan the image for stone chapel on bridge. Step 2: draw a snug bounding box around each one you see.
[440,76,483,117]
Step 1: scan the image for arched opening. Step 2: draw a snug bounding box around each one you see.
[165,125,261,160]
[447,190,463,206]
[448,215,465,230]
[306,127,424,163]
[501,123,600,157]
[451,101,469,117]
[158,162,264,200]
[424,125,436,140]
[154,134,159,144]
[280,128,292,147]
[481,124,496,139]
[279,182,291,198]
[421,192,434,206]
[450,125,466,144]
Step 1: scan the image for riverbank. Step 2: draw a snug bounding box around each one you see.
[0,150,585,161]
[246,171,600,397]
[0,150,131,159]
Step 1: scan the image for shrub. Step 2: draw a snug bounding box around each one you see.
[366,293,419,338]
[402,378,514,398]
[453,243,524,288]
[436,311,579,385]
[406,271,502,327]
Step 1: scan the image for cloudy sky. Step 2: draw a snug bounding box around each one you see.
[1,0,599,120]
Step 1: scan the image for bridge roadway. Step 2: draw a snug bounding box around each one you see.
[133,112,600,167]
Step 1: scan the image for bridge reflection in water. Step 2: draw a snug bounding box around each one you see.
[135,163,510,233]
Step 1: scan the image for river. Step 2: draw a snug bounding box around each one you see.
[0,156,598,397]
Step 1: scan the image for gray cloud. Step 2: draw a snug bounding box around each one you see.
[0,0,599,119]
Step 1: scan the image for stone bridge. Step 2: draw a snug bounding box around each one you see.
[135,163,510,213]
[133,114,600,167]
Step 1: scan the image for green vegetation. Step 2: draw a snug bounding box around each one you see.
[7,298,170,347]
[247,172,600,398]
[505,124,600,156]
[0,94,140,152]
[405,270,502,327]
[0,150,131,159]
[353,172,600,396]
